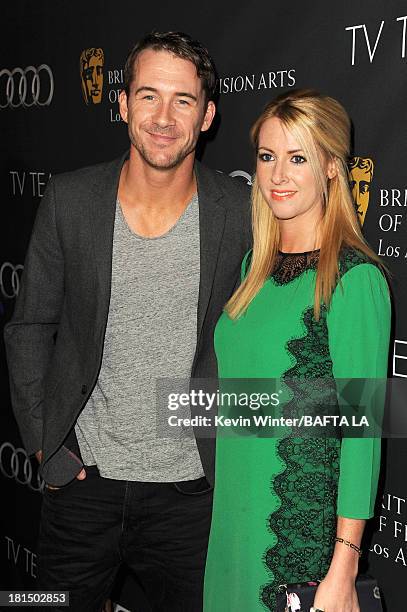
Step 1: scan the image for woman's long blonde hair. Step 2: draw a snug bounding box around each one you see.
[226,89,381,320]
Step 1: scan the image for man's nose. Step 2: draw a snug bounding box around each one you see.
[153,100,175,127]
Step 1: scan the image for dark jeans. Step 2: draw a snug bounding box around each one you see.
[37,466,213,612]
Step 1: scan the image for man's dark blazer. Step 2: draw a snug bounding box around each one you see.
[4,152,251,487]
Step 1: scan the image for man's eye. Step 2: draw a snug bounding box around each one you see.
[177,99,190,106]
[258,153,273,162]
[142,95,155,101]
[292,155,306,164]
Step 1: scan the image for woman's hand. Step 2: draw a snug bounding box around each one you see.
[311,516,363,611]
[312,570,359,612]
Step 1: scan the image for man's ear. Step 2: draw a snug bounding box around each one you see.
[119,90,129,124]
[201,100,216,133]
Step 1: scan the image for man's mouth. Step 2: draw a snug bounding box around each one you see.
[147,132,178,144]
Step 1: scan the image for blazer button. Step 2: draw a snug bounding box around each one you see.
[81,385,88,395]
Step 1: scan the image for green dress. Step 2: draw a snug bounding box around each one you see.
[203,248,391,612]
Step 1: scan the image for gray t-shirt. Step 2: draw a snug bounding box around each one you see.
[75,194,204,481]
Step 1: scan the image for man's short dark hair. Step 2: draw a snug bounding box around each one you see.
[123,31,217,104]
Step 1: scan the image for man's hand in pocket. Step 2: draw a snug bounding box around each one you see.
[35,449,86,489]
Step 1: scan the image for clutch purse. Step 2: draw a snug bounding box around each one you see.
[276,575,383,611]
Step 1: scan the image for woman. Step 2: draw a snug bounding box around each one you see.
[204,90,391,612]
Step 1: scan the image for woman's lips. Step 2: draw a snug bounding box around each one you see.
[271,190,297,201]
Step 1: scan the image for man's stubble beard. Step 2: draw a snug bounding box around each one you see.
[136,142,195,170]
[130,134,197,171]
[128,117,203,170]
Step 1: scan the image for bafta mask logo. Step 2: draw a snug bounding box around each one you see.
[80,48,104,105]
[349,157,374,227]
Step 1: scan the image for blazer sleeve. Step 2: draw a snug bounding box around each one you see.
[326,263,391,519]
[4,177,64,456]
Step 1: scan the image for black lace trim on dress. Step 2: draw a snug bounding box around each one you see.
[242,246,372,287]
[259,247,371,611]
[259,306,340,610]
[272,251,320,285]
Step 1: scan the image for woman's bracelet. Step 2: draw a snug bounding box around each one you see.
[334,537,362,557]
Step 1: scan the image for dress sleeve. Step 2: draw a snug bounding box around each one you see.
[326,263,391,519]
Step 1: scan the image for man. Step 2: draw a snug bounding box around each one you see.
[4,32,251,611]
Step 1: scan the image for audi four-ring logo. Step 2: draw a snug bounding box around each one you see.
[0,442,44,492]
[0,65,54,109]
[0,262,24,299]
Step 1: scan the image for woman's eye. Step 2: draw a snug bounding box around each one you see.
[258,153,274,162]
[292,155,306,164]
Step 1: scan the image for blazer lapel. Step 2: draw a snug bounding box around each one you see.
[195,161,226,342]
[88,151,128,335]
